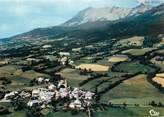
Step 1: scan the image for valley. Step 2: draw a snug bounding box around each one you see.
[0,3,164,117]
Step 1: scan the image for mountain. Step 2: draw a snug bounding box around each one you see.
[3,3,164,42]
[62,4,151,26]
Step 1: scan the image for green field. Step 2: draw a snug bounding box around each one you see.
[59,68,89,87]
[94,107,164,117]
[121,48,155,56]
[100,74,164,104]
[112,61,156,74]
[1,106,164,117]
[0,65,49,90]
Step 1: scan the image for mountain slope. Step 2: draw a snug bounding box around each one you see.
[6,3,164,42]
[62,4,151,26]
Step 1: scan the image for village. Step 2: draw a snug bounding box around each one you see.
[1,75,95,111]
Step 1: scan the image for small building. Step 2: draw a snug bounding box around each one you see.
[48,84,56,90]
[42,45,52,49]
[4,91,18,101]
[85,91,94,100]
[27,100,42,107]
[60,56,68,65]
[32,89,40,97]
[19,91,31,99]
[58,80,67,88]
[69,99,83,109]
[37,77,44,83]
[59,52,70,57]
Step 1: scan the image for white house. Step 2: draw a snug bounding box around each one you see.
[32,89,40,97]
[37,77,44,83]
[48,84,56,90]
[60,56,68,65]
[27,100,42,107]
[58,80,67,88]
[4,91,18,101]
[85,91,94,100]
[69,99,83,109]
[59,52,70,57]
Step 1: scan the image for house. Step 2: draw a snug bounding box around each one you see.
[37,77,44,83]
[4,91,18,101]
[39,91,55,102]
[71,87,80,99]
[59,52,70,57]
[48,84,56,90]
[32,88,55,103]
[32,89,40,97]
[69,60,74,64]
[44,78,50,83]
[60,56,68,65]
[27,100,42,107]
[59,88,68,98]
[85,91,94,100]
[69,99,83,109]
[42,45,52,49]
[58,80,67,88]
[55,90,60,100]
[19,91,31,99]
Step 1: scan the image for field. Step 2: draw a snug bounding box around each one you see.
[0,59,8,65]
[0,65,49,90]
[121,48,155,56]
[108,55,129,63]
[153,73,164,87]
[114,36,144,47]
[94,107,164,117]
[151,56,164,71]
[0,65,48,79]
[100,74,164,104]
[74,57,94,66]
[76,64,109,72]
[154,37,164,47]
[1,104,164,117]
[112,61,156,74]
[59,68,89,87]
[80,71,126,92]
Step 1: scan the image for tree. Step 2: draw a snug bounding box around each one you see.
[158,102,163,107]
[71,109,78,115]
[123,102,127,108]
[143,36,161,47]
[11,97,27,111]
[150,101,157,107]
[26,107,41,117]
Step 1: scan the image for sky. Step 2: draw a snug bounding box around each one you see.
[0,0,163,39]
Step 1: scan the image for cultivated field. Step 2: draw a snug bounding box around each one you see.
[59,68,89,87]
[112,61,156,74]
[151,56,164,71]
[114,36,144,47]
[153,73,164,87]
[108,55,129,63]
[0,59,8,65]
[100,74,164,104]
[76,64,109,72]
[0,65,49,90]
[121,48,155,56]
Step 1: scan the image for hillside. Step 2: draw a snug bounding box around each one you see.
[3,4,162,43]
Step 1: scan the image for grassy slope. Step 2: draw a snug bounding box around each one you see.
[100,74,164,104]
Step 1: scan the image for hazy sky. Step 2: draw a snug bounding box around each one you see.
[0,0,163,38]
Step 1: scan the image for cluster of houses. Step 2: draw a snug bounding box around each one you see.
[36,77,50,84]
[58,52,74,65]
[1,78,95,110]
